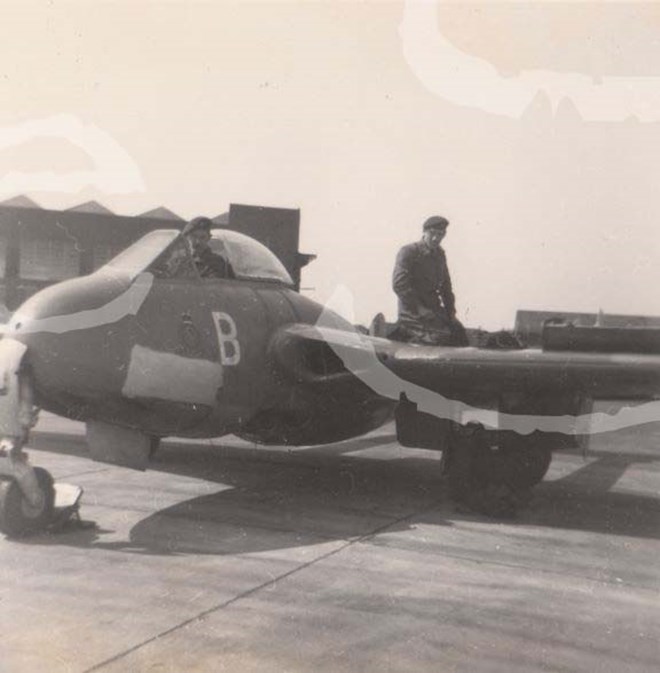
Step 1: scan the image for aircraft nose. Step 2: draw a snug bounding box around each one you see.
[8,272,151,336]
[6,272,154,405]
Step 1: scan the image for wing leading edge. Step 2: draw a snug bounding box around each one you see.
[270,323,660,437]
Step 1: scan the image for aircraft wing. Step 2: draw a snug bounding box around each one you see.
[273,323,660,397]
[270,323,660,436]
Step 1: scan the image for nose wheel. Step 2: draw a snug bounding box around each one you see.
[0,467,55,537]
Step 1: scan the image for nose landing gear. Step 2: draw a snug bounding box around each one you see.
[0,458,55,537]
[0,338,80,537]
[0,441,85,538]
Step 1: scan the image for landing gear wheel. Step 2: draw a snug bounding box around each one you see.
[0,467,55,537]
[499,437,553,489]
[446,426,549,518]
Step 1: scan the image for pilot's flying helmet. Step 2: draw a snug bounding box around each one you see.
[183,216,214,236]
[423,215,449,231]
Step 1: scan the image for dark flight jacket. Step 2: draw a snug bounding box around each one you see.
[194,247,236,279]
[392,240,456,324]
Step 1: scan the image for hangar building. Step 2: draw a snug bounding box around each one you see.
[515,309,660,346]
[0,197,314,315]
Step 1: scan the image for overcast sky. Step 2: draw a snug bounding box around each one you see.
[1,1,659,329]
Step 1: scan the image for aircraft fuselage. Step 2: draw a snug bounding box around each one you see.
[7,268,391,444]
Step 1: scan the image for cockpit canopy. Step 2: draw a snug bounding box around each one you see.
[101,229,294,286]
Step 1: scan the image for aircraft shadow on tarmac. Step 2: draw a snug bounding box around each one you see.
[24,430,660,555]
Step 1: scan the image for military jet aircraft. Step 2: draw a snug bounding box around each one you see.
[1,227,659,536]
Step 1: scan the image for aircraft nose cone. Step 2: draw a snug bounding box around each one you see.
[7,272,155,409]
[8,272,151,336]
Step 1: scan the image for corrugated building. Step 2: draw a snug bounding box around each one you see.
[515,309,660,346]
[0,198,314,313]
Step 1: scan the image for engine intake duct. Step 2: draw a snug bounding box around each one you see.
[542,323,660,355]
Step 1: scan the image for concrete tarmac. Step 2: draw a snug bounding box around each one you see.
[1,407,659,673]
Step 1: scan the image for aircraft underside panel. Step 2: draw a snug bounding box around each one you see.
[86,420,152,470]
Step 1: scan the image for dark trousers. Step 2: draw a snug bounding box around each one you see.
[395,311,468,347]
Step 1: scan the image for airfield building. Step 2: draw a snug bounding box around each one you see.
[0,197,315,315]
[515,309,660,346]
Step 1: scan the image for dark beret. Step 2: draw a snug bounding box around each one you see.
[423,215,449,231]
[183,216,213,236]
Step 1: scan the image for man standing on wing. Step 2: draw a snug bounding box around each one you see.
[393,215,527,518]
[392,215,467,346]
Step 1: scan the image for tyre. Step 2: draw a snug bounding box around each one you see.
[499,436,553,489]
[0,467,55,537]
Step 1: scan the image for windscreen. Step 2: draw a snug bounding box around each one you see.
[210,230,293,285]
[101,230,180,278]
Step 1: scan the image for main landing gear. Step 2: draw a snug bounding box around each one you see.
[444,425,554,518]
[395,395,555,518]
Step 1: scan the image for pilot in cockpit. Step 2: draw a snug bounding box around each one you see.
[182,216,235,279]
